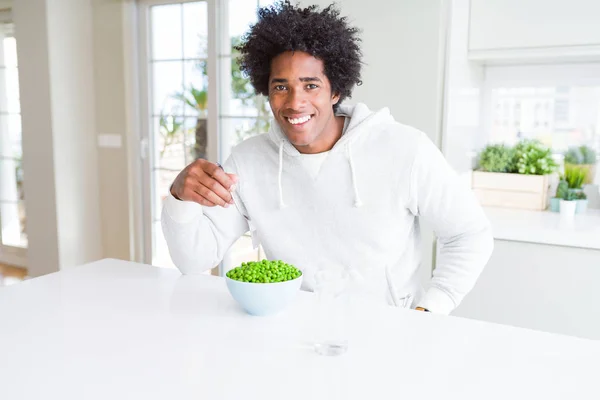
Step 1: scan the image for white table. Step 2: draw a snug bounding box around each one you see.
[1,259,599,399]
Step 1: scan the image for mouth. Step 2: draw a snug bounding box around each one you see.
[284,114,314,127]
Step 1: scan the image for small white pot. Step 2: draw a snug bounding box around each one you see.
[575,199,588,214]
[559,200,577,218]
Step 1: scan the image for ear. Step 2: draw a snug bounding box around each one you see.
[332,92,341,105]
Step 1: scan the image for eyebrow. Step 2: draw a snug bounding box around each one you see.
[270,77,323,84]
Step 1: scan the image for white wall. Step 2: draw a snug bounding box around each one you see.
[92,0,136,262]
[309,0,448,145]
[14,0,103,275]
[47,0,103,269]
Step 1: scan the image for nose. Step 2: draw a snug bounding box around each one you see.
[284,86,307,111]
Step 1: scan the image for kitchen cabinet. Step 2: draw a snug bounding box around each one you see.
[454,239,600,340]
[468,0,600,63]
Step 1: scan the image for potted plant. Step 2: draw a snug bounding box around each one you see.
[477,144,515,173]
[549,179,568,212]
[575,191,588,214]
[564,164,587,192]
[559,189,578,217]
[563,164,589,214]
[512,140,557,176]
[564,145,597,184]
[472,140,557,210]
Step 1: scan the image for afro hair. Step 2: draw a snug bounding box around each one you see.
[236,1,363,111]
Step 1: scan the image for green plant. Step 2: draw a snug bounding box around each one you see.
[158,113,183,157]
[564,147,583,164]
[14,156,23,185]
[575,191,587,200]
[512,139,557,175]
[230,37,256,107]
[174,85,208,113]
[173,82,209,160]
[580,146,597,164]
[563,189,578,201]
[230,36,272,144]
[555,180,568,199]
[564,145,597,165]
[158,37,271,162]
[564,164,587,189]
[478,144,515,173]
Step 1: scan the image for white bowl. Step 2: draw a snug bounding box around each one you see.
[225,275,303,316]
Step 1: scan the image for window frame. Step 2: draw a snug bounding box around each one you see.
[137,0,221,265]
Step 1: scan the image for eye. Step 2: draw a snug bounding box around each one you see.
[274,85,287,91]
[306,84,318,89]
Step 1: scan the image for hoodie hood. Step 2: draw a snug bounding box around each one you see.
[267,103,395,209]
[267,102,394,156]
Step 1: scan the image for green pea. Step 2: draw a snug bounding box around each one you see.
[227,259,302,283]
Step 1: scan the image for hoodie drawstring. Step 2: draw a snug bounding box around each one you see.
[278,140,287,209]
[347,142,363,208]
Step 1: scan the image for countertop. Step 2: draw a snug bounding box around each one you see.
[484,206,600,250]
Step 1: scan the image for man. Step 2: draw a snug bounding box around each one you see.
[162,1,493,314]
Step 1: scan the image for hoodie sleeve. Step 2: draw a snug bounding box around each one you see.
[408,133,494,315]
[161,155,249,274]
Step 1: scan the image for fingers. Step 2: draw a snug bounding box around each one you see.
[173,160,240,208]
[193,180,233,208]
[226,173,239,187]
[195,173,233,207]
[185,189,218,207]
[206,162,236,187]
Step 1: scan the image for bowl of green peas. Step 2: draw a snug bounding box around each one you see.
[225,260,303,316]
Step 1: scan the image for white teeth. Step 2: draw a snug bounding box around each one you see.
[287,115,311,125]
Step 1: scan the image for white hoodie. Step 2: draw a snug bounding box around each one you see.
[162,103,493,314]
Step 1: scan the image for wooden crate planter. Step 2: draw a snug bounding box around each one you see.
[471,171,550,211]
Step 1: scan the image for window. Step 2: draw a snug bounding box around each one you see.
[0,20,26,252]
[141,1,208,268]
[140,0,274,269]
[218,0,274,163]
[483,64,600,155]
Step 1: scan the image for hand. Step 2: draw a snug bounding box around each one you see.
[170,159,238,207]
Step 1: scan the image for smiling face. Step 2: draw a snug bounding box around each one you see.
[268,51,344,154]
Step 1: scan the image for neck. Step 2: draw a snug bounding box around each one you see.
[295,114,345,154]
